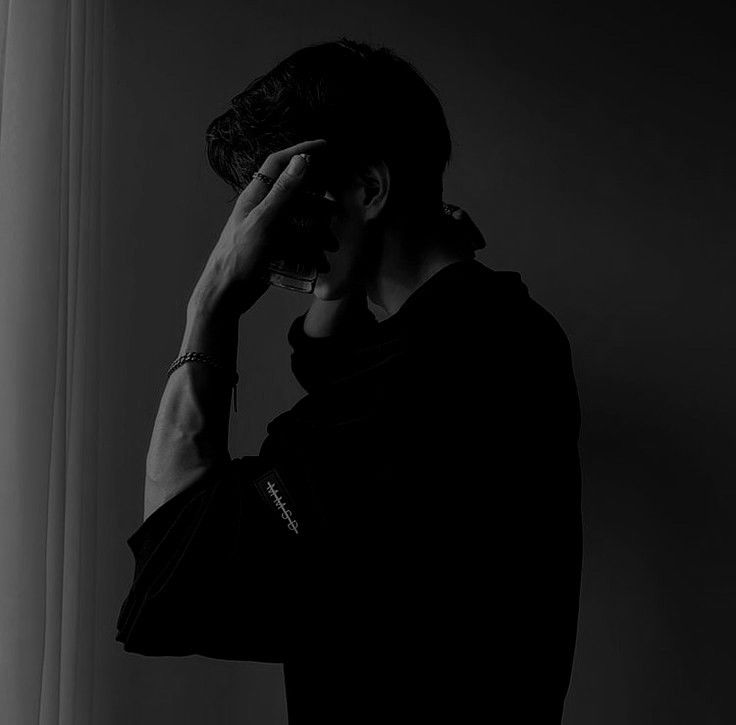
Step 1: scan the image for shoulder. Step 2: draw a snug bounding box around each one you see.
[406,263,580,435]
[415,261,573,371]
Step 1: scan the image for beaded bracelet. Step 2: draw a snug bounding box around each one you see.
[166,352,240,413]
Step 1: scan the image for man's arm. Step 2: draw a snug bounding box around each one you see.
[142,140,331,522]
[143,298,238,521]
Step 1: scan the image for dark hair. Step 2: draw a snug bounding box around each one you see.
[205,38,452,219]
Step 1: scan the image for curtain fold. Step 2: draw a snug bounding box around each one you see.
[0,1,106,723]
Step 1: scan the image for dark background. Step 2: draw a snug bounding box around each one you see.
[98,1,735,722]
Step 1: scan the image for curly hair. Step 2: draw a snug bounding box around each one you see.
[205,37,452,218]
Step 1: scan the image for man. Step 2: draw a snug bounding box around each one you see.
[117,38,583,724]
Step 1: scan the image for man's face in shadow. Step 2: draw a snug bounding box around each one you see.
[310,156,387,301]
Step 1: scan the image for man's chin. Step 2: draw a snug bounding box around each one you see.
[313,272,346,300]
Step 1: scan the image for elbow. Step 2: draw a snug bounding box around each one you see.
[142,463,214,522]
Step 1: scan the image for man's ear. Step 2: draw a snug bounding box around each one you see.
[358,159,390,222]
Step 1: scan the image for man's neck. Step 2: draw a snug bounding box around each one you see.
[366,225,473,318]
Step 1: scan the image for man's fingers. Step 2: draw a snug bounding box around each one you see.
[253,152,311,222]
[234,138,328,218]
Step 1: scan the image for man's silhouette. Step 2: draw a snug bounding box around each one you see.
[116,38,583,724]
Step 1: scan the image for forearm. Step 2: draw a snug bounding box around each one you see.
[144,299,239,520]
[303,291,369,338]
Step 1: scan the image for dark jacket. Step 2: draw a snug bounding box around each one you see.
[116,258,583,723]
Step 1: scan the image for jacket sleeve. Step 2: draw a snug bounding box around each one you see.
[287,306,380,393]
[115,441,323,663]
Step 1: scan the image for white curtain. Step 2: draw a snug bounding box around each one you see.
[0,0,106,723]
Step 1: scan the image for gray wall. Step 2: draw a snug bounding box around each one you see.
[96,2,735,723]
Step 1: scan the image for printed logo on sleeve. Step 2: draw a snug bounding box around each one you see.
[252,467,300,535]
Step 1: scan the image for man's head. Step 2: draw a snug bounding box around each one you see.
[206,38,452,299]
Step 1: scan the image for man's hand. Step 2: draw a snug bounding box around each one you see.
[189,138,329,320]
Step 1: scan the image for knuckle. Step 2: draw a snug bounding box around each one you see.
[274,174,295,192]
[245,204,265,224]
[252,195,278,221]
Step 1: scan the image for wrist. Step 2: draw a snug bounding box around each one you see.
[182,297,239,358]
[187,282,239,324]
